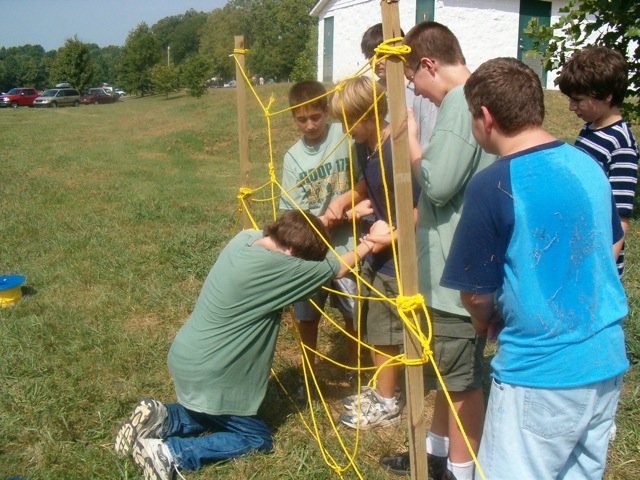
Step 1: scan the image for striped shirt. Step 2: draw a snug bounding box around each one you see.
[576,119,638,274]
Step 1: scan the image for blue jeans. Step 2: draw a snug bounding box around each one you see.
[161,403,273,470]
[476,374,623,479]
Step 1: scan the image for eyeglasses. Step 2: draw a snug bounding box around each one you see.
[406,60,422,91]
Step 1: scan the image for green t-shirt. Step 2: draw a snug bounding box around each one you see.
[279,122,357,255]
[167,229,339,415]
[416,85,497,320]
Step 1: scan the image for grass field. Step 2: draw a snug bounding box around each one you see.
[0,86,638,479]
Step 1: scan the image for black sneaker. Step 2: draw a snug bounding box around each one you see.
[379,452,452,479]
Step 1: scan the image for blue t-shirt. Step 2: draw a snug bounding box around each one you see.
[441,141,628,388]
[357,137,420,277]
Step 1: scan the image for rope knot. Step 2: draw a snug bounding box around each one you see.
[396,293,425,313]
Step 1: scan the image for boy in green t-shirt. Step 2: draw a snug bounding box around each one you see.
[279,81,372,383]
[114,210,379,480]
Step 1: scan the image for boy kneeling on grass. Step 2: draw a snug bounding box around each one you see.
[114,210,384,480]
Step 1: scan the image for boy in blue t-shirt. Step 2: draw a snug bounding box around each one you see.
[559,46,638,275]
[441,57,628,479]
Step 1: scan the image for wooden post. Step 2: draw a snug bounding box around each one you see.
[234,35,251,229]
[380,2,428,480]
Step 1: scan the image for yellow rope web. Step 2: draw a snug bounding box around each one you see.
[229,40,486,480]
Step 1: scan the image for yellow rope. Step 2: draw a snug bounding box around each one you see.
[228,44,486,480]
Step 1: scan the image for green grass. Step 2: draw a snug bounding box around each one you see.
[0,89,638,479]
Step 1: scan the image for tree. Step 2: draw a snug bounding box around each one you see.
[150,64,178,98]
[118,23,161,96]
[527,0,640,122]
[180,54,211,97]
[49,37,96,92]
[290,23,318,82]
[153,9,208,66]
[90,45,123,86]
[244,0,317,82]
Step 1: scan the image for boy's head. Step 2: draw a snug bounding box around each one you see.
[288,81,329,145]
[403,21,466,103]
[558,47,628,125]
[361,23,405,81]
[328,76,387,143]
[464,57,544,147]
[403,21,466,67]
[264,210,329,261]
[558,46,628,107]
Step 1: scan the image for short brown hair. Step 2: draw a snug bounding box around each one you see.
[464,57,544,134]
[361,23,405,60]
[263,210,329,261]
[558,46,628,107]
[403,21,465,67]
[328,76,387,125]
[288,81,328,110]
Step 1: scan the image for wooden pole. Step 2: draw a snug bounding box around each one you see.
[234,35,251,229]
[380,2,428,480]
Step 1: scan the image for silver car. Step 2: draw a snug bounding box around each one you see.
[33,88,81,108]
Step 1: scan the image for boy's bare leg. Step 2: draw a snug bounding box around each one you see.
[373,345,400,398]
[297,319,320,374]
[431,389,484,462]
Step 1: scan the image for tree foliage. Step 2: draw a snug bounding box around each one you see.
[150,64,178,99]
[118,23,160,96]
[527,0,640,122]
[0,1,319,94]
[49,37,96,92]
[180,54,211,97]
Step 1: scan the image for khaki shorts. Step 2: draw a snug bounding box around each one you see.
[423,309,487,392]
[356,262,404,346]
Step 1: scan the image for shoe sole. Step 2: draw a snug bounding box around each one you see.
[131,439,176,480]
[114,399,160,457]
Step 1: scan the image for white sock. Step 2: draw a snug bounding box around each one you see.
[448,459,474,480]
[426,431,449,457]
[374,391,398,408]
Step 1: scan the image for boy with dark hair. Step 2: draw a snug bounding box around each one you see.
[360,22,438,153]
[379,21,496,480]
[114,210,378,480]
[559,46,638,275]
[280,80,371,382]
[442,56,628,479]
[327,75,421,430]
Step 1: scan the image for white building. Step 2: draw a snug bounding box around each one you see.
[310,0,568,89]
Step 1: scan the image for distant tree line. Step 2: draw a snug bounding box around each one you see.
[0,0,317,98]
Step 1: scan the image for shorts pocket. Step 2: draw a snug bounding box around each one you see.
[522,388,587,439]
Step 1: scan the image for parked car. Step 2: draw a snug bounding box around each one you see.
[80,88,119,105]
[33,87,81,108]
[0,87,40,108]
[223,80,237,88]
[115,88,126,96]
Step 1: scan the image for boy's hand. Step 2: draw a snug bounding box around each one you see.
[346,199,373,221]
[362,220,394,253]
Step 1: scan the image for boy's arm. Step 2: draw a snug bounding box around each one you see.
[335,239,373,278]
[323,179,368,226]
[460,291,496,334]
[613,217,630,259]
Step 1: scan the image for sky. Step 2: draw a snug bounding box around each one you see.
[1,0,229,51]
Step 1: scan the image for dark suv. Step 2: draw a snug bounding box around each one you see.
[33,87,81,108]
[0,87,40,108]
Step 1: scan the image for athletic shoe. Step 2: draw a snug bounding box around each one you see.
[132,438,176,480]
[342,386,403,412]
[114,398,167,457]
[339,392,401,429]
[379,451,453,479]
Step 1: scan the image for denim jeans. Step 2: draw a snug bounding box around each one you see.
[161,403,273,470]
[476,374,623,480]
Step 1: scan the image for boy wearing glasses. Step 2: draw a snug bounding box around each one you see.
[380,21,495,480]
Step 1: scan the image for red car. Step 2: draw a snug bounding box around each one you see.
[80,88,119,105]
[0,87,40,108]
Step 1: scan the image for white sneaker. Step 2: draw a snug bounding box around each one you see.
[342,386,403,412]
[131,438,176,480]
[114,398,167,457]
[339,392,402,430]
